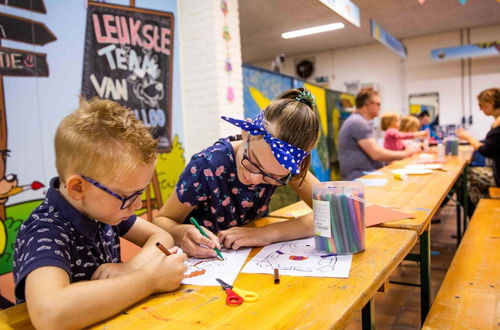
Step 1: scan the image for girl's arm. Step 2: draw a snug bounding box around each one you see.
[288,171,320,208]
[456,127,483,150]
[218,171,319,249]
[153,193,221,258]
[218,213,314,250]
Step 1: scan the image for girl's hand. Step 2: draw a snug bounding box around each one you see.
[91,263,132,280]
[178,225,221,258]
[218,227,271,250]
[456,127,471,140]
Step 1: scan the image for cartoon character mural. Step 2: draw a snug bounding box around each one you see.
[0,0,54,277]
[0,1,185,304]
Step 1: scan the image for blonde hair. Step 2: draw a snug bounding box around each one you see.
[262,88,319,183]
[55,98,157,182]
[380,112,399,131]
[400,115,420,132]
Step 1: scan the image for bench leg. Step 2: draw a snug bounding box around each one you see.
[420,229,431,325]
[462,167,468,230]
[361,299,375,330]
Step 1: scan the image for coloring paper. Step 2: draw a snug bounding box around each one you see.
[354,178,388,186]
[182,248,251,286]
[241,237,352,278]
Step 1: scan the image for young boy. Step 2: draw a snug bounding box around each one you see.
[13,98,187,329]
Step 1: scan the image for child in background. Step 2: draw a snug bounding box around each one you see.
[13,99,187,329]
[381,112,428,151]
[153,88,320,258]
[400,115,421,133]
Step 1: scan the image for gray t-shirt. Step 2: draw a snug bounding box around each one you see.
[338,112,383,180]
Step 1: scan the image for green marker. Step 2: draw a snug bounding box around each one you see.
[189,217,224,260]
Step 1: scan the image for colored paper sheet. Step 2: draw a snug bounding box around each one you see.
[242,237,353,278]
[365,205,415,227]
[354,178,388,186]
[182,248,251,286]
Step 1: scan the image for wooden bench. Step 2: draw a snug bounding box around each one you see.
[489,186,500,199]
[422,198,500,329]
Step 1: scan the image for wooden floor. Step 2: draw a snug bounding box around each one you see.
[346,199,460,329]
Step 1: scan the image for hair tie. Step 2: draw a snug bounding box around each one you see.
[295,89,316,108]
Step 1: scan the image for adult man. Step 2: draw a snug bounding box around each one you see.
[338,89,416,180]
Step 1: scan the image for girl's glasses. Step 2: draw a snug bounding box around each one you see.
[81,175,145,210]
[241,139,292,186]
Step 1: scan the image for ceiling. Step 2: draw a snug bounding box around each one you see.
[238,0,500,63]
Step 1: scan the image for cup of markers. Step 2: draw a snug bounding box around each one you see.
[312,181,365,254]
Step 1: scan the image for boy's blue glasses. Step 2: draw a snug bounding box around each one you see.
[81,175,145,210]
[241,139,292,186]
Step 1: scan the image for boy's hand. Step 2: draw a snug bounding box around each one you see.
[91,262,132,280]
[145,252,187,293]
[218,227,270,250]
[177,225,221,258]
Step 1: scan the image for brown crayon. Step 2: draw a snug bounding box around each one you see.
[273,268,280,284]
[156,242,171,256]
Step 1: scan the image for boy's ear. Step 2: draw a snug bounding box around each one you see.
[65,175,85,201]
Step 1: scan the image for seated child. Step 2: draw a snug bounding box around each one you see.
[153,88,320,258]
[381,112,428,151]
[400,115,420,133]
[13,98,187,329]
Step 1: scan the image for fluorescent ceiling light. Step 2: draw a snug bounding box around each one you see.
[281,23,345,39]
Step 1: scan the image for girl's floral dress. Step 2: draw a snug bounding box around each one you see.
[176,138,276,233]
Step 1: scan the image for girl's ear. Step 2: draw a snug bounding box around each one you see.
[241,129,249,139]
[65,175,85,201]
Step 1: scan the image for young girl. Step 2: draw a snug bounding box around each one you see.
[400,115,421,133]
[381,112,428,151]
[153,88,320,258]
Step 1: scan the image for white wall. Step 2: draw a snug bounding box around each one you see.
[179,0,243,159]
[250,23,500,140]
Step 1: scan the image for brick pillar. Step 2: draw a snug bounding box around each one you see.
[178,0,243,159]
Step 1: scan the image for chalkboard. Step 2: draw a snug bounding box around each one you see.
[81,1,174,151]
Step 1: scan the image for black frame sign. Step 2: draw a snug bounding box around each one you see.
[81,1,174,151]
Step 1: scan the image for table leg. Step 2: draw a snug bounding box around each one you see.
[456,195,462,246]
[420,229,431,325]
[462,166,468,230]
[361,299,375,330]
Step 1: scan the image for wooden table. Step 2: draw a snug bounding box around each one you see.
[0,219,416,330]
[422,198,500,329]
[269,151,473,324]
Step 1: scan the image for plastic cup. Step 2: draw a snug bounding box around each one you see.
[312,181,365,254]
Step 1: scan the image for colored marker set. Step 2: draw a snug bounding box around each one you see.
[312,181,365,254]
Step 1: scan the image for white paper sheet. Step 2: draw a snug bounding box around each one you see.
[182,248,251,286]
[241,237,353,278]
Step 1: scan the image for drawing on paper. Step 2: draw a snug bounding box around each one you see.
[242,237,352,278]
[181,248,251,286]
[256,240,337,272]
[184,257,227,278]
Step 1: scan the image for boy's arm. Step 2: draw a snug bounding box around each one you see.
[92,218,177,280]
[25,254,186,330]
